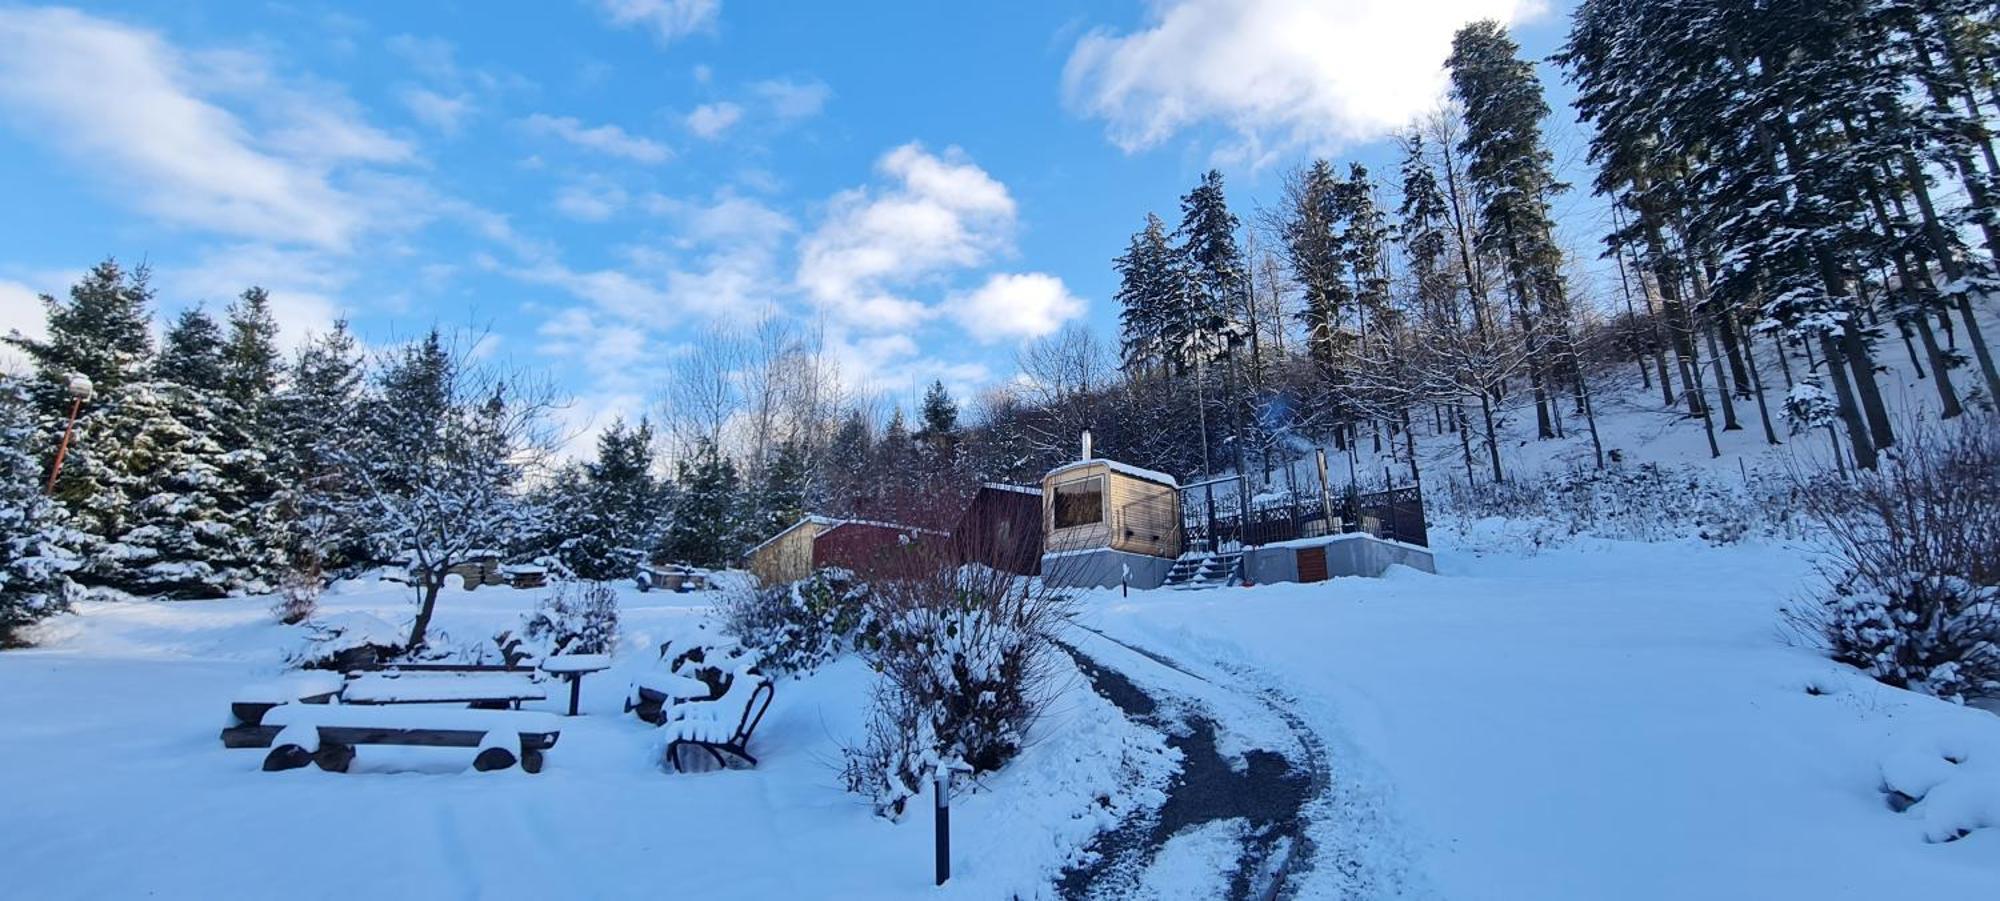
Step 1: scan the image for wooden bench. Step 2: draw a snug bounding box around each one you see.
[663,669,773,772]
[228,672,347,730]
[227,705,562,773]
[340,668,547,710]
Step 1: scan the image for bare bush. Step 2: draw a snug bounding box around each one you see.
[841,563,1074,819]
[270,550,322,626]
[1787,414,2000,703]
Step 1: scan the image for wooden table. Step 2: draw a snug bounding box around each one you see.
[540,654,613,716]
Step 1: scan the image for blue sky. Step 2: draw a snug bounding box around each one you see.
[0,1,1588,447]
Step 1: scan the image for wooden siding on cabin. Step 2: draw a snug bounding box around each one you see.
[747,521,820,586]
[1041,462,1180,559]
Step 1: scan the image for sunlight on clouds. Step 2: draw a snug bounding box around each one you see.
[796,143,1016,331]
[0,7,407,249]
[950,273,1086,343]
[1065,0,1546,161]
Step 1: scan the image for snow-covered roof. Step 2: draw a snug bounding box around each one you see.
[982,482,1043,496]
[1044,458,1179,488]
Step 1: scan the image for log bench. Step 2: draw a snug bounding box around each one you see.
[225,705,562,774]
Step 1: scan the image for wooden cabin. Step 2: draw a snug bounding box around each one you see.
[743,516,943,586]
[952,483,1044,575]
[1041,460,1180,559]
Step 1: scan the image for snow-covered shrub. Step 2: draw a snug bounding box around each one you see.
[521,580,620,656]
[719,568,876,675]
[1790,413,2000,704]
[841,565,1073,818]
[287,611,405,670]
[1434,461,1791,548]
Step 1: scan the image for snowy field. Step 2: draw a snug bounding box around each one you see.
[0,579,1169,900]
[1077,534,2000,898]
[4,532,1996,899]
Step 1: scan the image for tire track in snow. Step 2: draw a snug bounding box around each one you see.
[1055,626,1332,900]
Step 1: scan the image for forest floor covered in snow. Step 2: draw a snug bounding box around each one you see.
[4,530,1997,898]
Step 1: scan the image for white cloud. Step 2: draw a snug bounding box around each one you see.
[594,0,720,45]
[752,78,831,120]
[949,273,1086,343]
[796,143,1016,329]
[402,87,472,133]
[0,279,47,374]
[522,113,672,163]
[1064,0,1544,158]
[684,101,742,139]
[0,7,409,249]
[553,179,629,221]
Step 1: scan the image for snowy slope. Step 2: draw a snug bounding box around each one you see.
[1077,534,2000,898]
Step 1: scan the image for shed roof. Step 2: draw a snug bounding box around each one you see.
[1044,458,1179,489]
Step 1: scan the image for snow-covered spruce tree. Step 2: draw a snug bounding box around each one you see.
[0,376,80,646]
[748,437,808,541]
[1449,19,1573,443]
[343,332,553,651]
[558,417,666,581]
[266,320,376,572]
[1113,212,1185,375]
[658,438,746,570]
[1283,158,1353,377]
[1,258,154,419]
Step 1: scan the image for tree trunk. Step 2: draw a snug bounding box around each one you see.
[1819,333,1878,470]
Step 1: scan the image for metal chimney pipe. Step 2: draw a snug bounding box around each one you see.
[1080,429,1093,461]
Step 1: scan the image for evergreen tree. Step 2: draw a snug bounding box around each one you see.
[1173,169,1248,366]
[817,409,871,515]
[267,321,373,570]
[1114,213,1185,373]
[155,308,227,388]
[3,258,154,416]
[752,438,809,539]
[564,417,665,580]
[661,439,744,569]
[1449,20,1572,441]
[0,376,80,645]
[222,287,282,434]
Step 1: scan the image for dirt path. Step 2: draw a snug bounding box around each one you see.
[1055,631,1331,900]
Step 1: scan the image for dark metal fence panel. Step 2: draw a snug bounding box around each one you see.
[1175,478,1428,552]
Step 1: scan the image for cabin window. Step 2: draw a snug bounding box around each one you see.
[1053,476,1106,529]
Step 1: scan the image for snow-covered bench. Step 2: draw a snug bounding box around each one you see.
[230,704,563,773]
[226,672,346,732]
[340,669,547,709]
[663,668,773,773]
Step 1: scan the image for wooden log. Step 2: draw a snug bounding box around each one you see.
[521,747,545,774]
[221,724,282,749]
[472,746,517,771]
[314,743,355,773]
[263,744,314,771]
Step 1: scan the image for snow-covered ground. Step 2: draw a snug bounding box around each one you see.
[1077,533,2000,898]
[0,578,1170,900]
[5,532,1995,898]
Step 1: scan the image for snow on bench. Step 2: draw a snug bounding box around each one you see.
[341,671,546,707]
[230,705,563,774]
[228,672,347,727]
[538,653,611,674]
[663,668,774,772]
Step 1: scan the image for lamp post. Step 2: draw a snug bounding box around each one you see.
[45,373,94,493]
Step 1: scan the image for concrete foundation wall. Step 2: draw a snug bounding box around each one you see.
[1040,548,1175,590]
[1242,533,1436,585]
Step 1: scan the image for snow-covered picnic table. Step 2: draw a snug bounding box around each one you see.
[341,671,546,708]
[538,653,612,716]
